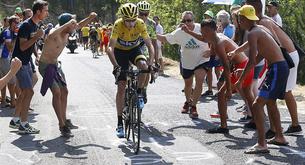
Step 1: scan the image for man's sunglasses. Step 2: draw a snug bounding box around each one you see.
[139,12,149,17]
[181,19,193,23]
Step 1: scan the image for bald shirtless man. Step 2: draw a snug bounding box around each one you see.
[182,19,255,133]
[236,5,288,154]
[38,12,97,137]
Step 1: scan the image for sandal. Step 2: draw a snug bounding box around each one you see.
[244,144,270,154]
[267,138,289,146]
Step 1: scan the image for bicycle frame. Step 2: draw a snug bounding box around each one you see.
[122,66,150,154]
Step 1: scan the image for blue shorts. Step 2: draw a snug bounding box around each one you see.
[207,57,222,68]
[16,63,33,89]
[259,61,289,100]
[253,65,264,79]
[182,62,209,79]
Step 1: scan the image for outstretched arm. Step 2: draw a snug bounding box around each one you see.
[157,34,168,43]
[0,58,21,90]
[228,41,249,58]
[215,42,232,98]
[181,25,207,42]
[238,33,257,83]
[78,12,97,30]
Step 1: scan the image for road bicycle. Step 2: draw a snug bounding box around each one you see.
[115,65,158,154]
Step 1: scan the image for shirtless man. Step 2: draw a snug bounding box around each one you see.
[182,19,255,133]
[236,5,288,154]
[232,0,302,137]
[38,12,97,137]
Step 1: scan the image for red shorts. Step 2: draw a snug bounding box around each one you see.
[231,60,254,88]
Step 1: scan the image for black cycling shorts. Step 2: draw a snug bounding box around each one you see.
[114,46,147,81]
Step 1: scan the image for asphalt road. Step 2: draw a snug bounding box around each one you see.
[0,46,304,165]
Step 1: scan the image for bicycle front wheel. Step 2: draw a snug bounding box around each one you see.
[131,95,141,154]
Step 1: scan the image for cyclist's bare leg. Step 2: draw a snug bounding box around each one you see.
[136,60,149,89]
[184,76,193,103]
[117,81,127,116]
[143,58,151,87]
[191,69,206,106]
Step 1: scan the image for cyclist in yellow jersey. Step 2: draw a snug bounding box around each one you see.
[81,25,90,49]
[106,3,155,138]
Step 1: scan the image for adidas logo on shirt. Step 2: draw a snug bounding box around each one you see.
[185,38,200,49]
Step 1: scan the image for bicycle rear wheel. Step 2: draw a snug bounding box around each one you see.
[131,95,141,154]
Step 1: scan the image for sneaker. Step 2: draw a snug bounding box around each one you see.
[207,126,229,134]
[18,123,40,134]
[137,97,145,110]
[60,125,74,138]
[189,106,198,119]
[236,105,247,112]
[238,116,252,123]
[9,119,20,129]
[284,125,303,135]
[201,90,213,97]
[116,126,125,138]
[65,119,79,129]
[265,129,275,139]
[5,96,11,103]
[1,102,10,108]
[244,122,256,129]
[181,101,190,114]
[235,104,245,110]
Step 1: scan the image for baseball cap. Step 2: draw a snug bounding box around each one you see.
[267,1,279,7]
[15,7,22,14]
[238,5,259,21]
[58,13,76,26]
[204,10,214,19]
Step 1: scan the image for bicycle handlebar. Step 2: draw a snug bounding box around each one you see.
[114,65,159,84]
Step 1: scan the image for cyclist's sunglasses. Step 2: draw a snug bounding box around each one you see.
[139,12,149,17]
[181,19,193,23]
[124,19,137,23]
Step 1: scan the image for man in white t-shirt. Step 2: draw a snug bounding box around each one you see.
[153,16,165,75]
[157,11,209,119]
[266,1,282,27]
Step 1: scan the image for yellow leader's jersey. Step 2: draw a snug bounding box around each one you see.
[111,18,149,50]
[81,26,90,37]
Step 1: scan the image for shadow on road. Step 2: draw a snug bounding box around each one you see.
[0,107,39,124]
[198,94,240,107]
[119,143,173,165]
[118,124,175,164]
[12,136,111,160]
[167,118,216,132]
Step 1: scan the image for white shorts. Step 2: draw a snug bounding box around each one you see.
[158,46,163,59]
[286,51,299,92]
